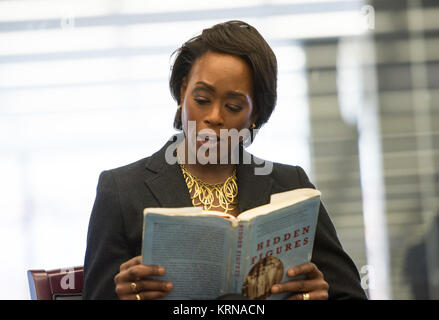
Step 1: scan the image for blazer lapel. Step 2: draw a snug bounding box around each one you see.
[236,150,274,213]
[143,137,193,208]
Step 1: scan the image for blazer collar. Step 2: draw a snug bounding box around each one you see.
[144,135,274,214]
[236,149,274,213]
[143,135,193,208]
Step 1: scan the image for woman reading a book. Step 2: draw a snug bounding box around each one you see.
[83,20,367,300]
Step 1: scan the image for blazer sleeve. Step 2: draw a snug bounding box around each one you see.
[297,166,368,300]
[82,170,133,300]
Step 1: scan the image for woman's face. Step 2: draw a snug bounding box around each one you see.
[179,51,256,160]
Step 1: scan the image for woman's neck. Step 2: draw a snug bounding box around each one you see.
[183,162,236,185]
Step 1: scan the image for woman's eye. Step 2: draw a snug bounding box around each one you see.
[227,105,242,112]
[194,98,209,105]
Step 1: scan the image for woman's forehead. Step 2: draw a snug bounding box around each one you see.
[187,52,253,93]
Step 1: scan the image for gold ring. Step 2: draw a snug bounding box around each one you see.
[136,293,141,301]
[302,292,310,300]
[130,282,138,293]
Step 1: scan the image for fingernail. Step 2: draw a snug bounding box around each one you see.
[166,282,173,290]
[288,269,295,277]
[159,267,165,275]
[271,285,279,293]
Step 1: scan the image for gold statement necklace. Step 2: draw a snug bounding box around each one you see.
[179,164,238,214]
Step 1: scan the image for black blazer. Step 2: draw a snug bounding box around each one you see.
[83,137,367,300]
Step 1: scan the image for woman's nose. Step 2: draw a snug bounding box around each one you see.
[204,105,224,127]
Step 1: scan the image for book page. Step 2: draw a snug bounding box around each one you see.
[269,188,320,204]
[238,197,320,300]
[238,188,320,221]
[141,212,234,299]
[142,206,238,221]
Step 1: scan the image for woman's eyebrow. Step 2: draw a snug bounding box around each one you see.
[226,91,246,99]
[195,81,215,92]
[194,81,247,99]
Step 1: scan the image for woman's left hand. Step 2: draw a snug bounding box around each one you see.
[270,262,329,300]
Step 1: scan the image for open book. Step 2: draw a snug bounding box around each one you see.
[141,188,321,300]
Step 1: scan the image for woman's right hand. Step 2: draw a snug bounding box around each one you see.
[114,256,173,300]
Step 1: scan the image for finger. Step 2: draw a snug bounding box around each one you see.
[138,279,173,292]
[287,292,312,301]
[120,256,142,271]
[271,278,327,294]
[124,280,173,294]
[117,280,173,296]
[287,262,323,279]
[115,264,165,284]
[286,290,328,300]
[122,291,170,300]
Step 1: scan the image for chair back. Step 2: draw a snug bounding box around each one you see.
[27,266,84,300]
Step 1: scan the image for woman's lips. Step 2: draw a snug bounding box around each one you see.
[196,134,222,147]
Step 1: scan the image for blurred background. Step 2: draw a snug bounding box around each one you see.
[0,0,438,299]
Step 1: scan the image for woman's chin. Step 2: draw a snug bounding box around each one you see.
[194,142,233,165]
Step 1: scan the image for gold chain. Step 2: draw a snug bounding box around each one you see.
[179,164,238,213]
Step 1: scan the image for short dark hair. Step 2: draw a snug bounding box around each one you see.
[169,20,278,130]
